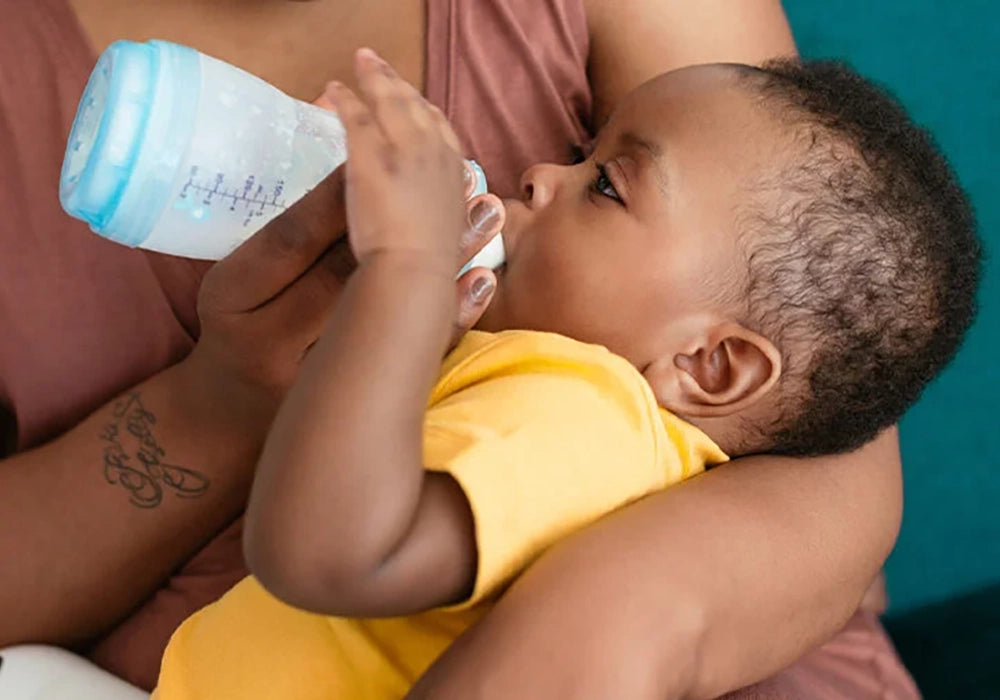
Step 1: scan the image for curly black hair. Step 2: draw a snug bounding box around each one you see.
[731,59,981,456]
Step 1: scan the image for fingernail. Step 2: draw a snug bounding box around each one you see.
[470,276,495,304]
[469,200,500,233]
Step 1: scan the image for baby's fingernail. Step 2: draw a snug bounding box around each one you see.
[470,200,501,233]
[470,276,495,304]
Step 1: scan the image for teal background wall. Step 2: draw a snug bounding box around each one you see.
[783,1,999,613]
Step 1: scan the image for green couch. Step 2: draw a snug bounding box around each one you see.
[785,2,1000,696]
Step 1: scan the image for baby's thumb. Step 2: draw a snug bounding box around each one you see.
[313,82,338,112]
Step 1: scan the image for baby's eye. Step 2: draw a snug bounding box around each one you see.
[591,163,621,202]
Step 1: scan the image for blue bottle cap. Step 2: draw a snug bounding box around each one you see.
[60,40,199,247]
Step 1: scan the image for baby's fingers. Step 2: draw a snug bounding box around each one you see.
[427,102,463,157]
[325,80,387,176]
[354,48,437,148]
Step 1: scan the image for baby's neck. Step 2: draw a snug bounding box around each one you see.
[673,414,752,458]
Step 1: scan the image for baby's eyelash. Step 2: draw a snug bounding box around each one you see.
[590,163,621,203]
[569,141,621,203]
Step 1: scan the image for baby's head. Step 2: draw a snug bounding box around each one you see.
[477,59,980,456]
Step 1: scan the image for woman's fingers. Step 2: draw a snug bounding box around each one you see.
[255,238,353,360]
[201,166,347,313]
[450,194,503,346]
[451,270,496,348]
[462,194,504,255]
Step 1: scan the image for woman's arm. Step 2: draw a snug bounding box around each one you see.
[409,430,902,699]
[585,0,797,127]
[0,170,352,648]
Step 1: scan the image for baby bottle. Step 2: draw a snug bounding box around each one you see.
[60,39,504,272]
[0,645,147,700]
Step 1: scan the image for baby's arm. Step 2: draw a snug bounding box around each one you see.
[243,49,479,617]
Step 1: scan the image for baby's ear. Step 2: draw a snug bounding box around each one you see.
[644,323,781,417]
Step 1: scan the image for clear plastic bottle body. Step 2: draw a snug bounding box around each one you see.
[60,41,349,260]
[140,53,348,258]
[61,40,503,269]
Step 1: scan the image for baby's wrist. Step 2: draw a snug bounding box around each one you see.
[357,247,458,284]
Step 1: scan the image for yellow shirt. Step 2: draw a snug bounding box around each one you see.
[156,330,726,699]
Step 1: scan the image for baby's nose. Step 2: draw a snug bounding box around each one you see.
[519,163,558,209]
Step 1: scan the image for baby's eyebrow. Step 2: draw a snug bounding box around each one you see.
[618,131,668,196]
[619,131,662,161]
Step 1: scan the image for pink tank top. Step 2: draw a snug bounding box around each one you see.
[0,0,591,687]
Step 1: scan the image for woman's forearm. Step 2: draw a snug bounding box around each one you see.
[0,360,268,648]
[681,433,902,696]
[409,429,903,700]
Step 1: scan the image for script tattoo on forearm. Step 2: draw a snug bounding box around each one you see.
[99,393,210,508]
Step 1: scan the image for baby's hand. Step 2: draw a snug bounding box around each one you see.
[326,49,466,277]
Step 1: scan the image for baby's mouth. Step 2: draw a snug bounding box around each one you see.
[457,232,505,278]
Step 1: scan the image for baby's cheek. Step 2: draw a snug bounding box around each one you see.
[542,260,608,326]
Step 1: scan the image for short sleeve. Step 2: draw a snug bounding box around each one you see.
[423,334,670,606]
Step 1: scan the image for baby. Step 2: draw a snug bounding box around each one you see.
[154,50,979,698]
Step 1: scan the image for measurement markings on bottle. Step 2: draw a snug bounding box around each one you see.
[176,167,288,226]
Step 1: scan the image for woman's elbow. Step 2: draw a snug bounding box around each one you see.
[647,598,710,700]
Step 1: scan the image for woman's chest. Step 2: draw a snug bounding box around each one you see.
[67,0,427,100]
